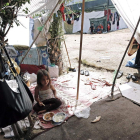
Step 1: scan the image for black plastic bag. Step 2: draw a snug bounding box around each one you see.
[0,47,34,128]
[0,75,34,128]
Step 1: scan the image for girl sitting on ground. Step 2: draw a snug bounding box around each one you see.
[33,69,62,114]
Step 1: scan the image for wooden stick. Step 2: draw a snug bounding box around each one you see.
[111,16,140,99]
[20,0,61,65]
[76,0,85,101]
[11,124,21,139]
[64,40,71,68]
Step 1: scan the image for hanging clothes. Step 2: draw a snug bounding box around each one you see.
[113,13,115,24]
[104,9,111,21]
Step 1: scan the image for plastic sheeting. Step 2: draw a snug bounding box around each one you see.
[111,0,140,43]
[19,0,61,16]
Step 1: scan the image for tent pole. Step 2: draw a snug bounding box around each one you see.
[76,0,85,104]
[19,0,61,65]
[64,40,71,68]
[111,16,140,99]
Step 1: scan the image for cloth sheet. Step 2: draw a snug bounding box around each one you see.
[18,46,50,66]
[29,72,119,129]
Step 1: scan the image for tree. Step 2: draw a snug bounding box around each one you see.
[0,0,30,42]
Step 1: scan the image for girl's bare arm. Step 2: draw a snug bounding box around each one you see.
[50,85,57,98]
[35,86,44,106]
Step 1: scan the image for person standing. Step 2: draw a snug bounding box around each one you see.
[89,23,94,34]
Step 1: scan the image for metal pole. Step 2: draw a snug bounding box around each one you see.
[64,40,71,68]
[76,0,85,101]
[111,16,140,98]
[20,0,61,65]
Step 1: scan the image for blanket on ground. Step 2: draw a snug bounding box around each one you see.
[29,72,118,129]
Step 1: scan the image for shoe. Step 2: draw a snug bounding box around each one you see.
[85,70,89,76]
[132,75,138,81]
[126,73,132,79]
[72,68,76,72]
[117,71,123,79]
[80,70,84,75]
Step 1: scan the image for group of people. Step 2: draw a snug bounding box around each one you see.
[89,22,111,34]
[89,23,103,34]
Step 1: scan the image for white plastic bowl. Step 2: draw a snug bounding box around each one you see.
[52,112,66,123]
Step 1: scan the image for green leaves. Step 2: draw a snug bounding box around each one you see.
[22,7,30,14]
[5,3,9,6]
[0,0,31,41]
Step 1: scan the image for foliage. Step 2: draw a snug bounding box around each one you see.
[49,11,64,40]
[0,0,30,41]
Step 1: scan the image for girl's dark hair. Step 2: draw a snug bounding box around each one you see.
[37,69,51,87]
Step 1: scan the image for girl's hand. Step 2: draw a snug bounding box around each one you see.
[39,102,45,106]
[54,95,59,99]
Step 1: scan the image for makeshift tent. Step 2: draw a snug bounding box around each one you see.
[64,0,127,33]
[19,0,63,65]
[73,11,104,33]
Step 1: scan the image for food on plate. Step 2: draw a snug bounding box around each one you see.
[43,112,54,121]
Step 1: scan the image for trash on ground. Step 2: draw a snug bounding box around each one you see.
[91,116,101,123]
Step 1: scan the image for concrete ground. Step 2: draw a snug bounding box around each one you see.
[33,93,140,140]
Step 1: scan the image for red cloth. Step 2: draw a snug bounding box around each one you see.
[104,9,111,21]
[107,25,110,31]
[60,3,65,21]
[20,64,46,74]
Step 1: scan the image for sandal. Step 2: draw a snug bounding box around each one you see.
[85,70,89,76]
